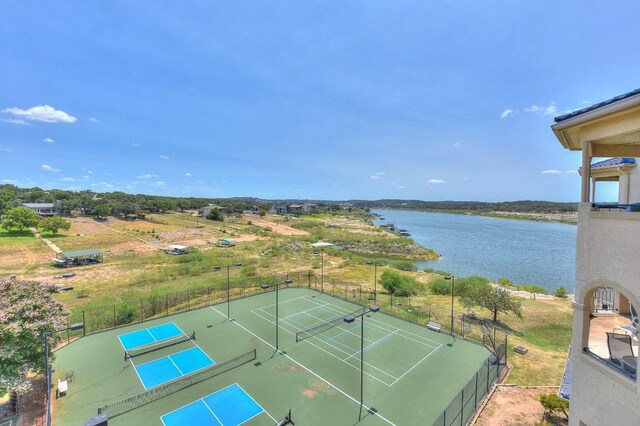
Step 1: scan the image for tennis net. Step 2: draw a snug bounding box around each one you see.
[295,306,365,342]
[124,331,195,360]
[99,348,256,418]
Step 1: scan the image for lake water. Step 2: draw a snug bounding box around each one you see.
[373,209,576,292]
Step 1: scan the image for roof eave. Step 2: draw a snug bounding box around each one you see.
[551,93,640,151]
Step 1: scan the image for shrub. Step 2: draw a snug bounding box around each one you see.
[553,286,569,298]
[380,270,418,297]
[521,284,547,295]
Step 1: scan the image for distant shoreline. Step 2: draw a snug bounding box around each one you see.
[376,208,577,225]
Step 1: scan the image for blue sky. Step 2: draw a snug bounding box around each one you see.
[1,2,639,201]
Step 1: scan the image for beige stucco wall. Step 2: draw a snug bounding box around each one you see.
[569,202,640,425]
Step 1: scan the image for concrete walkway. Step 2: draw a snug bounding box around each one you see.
[30,227,62,253]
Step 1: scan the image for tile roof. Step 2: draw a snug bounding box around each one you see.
[554,88,640,123]
[591,157,636,169]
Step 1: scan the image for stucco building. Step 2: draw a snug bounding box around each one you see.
[552,88,640,425]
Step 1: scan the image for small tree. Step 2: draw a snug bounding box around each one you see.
[380,270,418,297]
[0,277,69,395]
[1,206,39,231]
[93,203,110,218]
[207,208,224,222]
[539,393,569,421]
[461,283,522,323]
[39,216,71,235]
[552,286,569,298]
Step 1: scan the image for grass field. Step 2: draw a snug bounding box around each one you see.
[52,287,494,426]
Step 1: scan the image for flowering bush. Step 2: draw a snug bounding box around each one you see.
[0,277,68,395]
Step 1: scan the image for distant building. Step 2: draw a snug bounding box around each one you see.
[163,244,189,255]
[269,204,288,215]
[201,204,225,218]
[22,203,56,216]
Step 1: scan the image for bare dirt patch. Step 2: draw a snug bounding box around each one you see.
[474,386,565,426]
[248,217,310,236]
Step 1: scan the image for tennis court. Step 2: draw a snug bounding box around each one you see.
[53,287,494,425]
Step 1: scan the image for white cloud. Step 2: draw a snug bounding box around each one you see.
[2,179,17,184]
[91,182,114,189]
[41,164,61,172]
[452,142,461,149]
[500,109,514,119]
[88,117,99,123]
[60,177,76,182]
[82,168,93,174]
[43,137,55,143]
[396,185,405,189]
[2,105,77,123]
[137,173,159,179]
[370,171,385,180]
[82,175,90,179]
[566,169,579,174]
[155,181,166,187]
[541,169,562,174]
[525,103,557,117]
[427,179,446,185]
[159,155,169,160]
[0,118,29,125]
[185,172,191,177]
[0,148,11,152]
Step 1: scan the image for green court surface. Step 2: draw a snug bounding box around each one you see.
[53,288,491,425]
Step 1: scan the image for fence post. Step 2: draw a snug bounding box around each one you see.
[486,361,490,393]
[460,389,464,426]
[83,310,86,336]
[113,305,116,328]
[166,294,169,316]
[188,290,191,310]
[140,301,144,322]
[474,371,478,410]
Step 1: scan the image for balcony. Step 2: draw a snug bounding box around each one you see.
[587,312,638,379]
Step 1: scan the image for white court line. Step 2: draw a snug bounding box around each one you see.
[251,307,396,381]
[251,308,397,384]
[210,306,397,426]
[302,311,376,344]
[295,296,444,380]
[342,330,399,363]
[232,383,278,424]
[301,296,442,349]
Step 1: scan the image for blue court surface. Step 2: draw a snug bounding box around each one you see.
[161,383,264,426]
[118,322,185,350]
[135,347,214,389]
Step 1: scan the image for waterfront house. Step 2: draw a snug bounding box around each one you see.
[552,88,640,425]
[22,202,56,216]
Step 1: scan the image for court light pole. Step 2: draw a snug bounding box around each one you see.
[215,262,241,320]
[367,261,378,305]
[260,281,282,351]
[445,275,455,335]
[344,305,379,419]
[45,322,84,426]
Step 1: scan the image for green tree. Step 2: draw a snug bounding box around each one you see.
[39,216,71,234]
[379,270,418,297]
[460,283,522,323]
[0,277,69,395]
[206,208,224,221]
[93,203,110,218]
[1,206,39,231]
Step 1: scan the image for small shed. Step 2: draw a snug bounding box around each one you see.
[164,244,189,255]
[53,249,103,268]
[218,238,236,248]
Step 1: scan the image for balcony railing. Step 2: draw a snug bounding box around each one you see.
[592,203,640,212]
[583,348,637,380]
